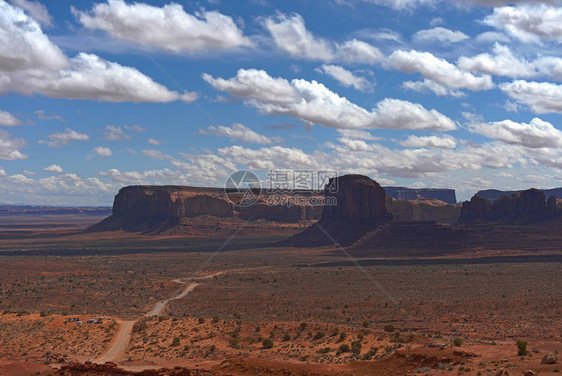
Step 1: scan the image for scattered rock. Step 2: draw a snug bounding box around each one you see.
[541,353,558,364]
[523,370,537,376]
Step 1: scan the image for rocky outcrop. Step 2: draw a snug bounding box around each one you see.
[457,196,492,224]
[386,198,461,224]
[458,188,559,224]
[476,187,562,200]
[286,175,393,247]
[384,187,457,204]
[90,185,324,233]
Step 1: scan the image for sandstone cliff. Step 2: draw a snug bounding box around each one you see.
[90,185,323,233]
[286,175,393,247]
[458,188,559,224]
[384,187,457,204]
[385,197,461,224]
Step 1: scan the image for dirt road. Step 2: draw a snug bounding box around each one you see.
[94,273,221,364]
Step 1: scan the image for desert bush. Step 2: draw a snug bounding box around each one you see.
[337,332,347,342]
[262,338,274,349]
[171,337,180,347]
[337,344,350,355]
[318,347,331,354]
[453,337,463,347]
[362,320,369,328]
[517,340,528,356]
[384,324,395,332]
[283,333,291,341]
[197,317,205,324]
[313,331,325,340]
[351,340,362,354]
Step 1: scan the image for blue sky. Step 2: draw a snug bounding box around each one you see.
[1,0,562,205]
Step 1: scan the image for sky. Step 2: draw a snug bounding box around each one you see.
[1,0,562,205]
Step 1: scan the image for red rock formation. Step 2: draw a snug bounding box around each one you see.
[457,195,492,224]
[458,188,558,224]
[286,175,393,247]
[90,185,324,233]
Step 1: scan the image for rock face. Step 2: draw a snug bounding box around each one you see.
[476,187,562,200]
[286,175,393,247]
[458,188,559,224]
[458,196,492,224]
[386,197,462,224]
[90,185,323,233]
[384,187,457,204]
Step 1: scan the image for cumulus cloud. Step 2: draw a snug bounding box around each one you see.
[8,0,52,26]
[402,79,465,97]
[39,128,89,147]
[203,68,456,130]
[0,129,27,159]
[147,138,162,145]
[316,64,373,92]
[262,13,383,63]
[499,80,562,113]
[0,110,21,126]
[399,134,457,149]
[413,27,469,44]
[388,50,494,90]
[458,43,562,80]
[199,123,274,145]
[94,146,113,156]
[483,4,562,44]
[104,125,130,141]
[218,145,317,171]
[0,1,193,103]
[470,117,562,148]
[142,149,170,160]
[337,129,379,140]
[341,0,560,11]
[44,164,63,173]
[73,0,251,53]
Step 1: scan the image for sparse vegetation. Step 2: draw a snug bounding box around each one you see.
[517,340,529,356]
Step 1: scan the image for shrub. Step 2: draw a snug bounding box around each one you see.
[313,331,325,340]
[337,344,350,355]
[318,347,331,354]
[351,340,362,354]
[362,320,370,328]
[453,337,463,347]
[384,324,395,332]
[283,333,291,341]
[171,337,180,347]
[197,317,205,324]
[517,340,528,356]
[262,338,274,349]
[337,332,347,342]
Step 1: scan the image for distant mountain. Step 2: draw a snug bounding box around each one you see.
[476,188,562,201]
[0,205,112,216]
[384,187,457,204]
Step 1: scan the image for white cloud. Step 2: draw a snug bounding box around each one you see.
[316,64,373,92]
[0,129,27,160]
[499,80,562,113]
[413,27,469,44]
[44,164,63,173]
[218,145,317,171]
[458,43,562,80]
[262,13,383,63]
[400,134,457,149]
[475,31,511,43]
[104,125,130,141]
[124,124,146,132]
[142,149,171,160]
[0,167,6,176]
[484,4,562,44]
[337,129,379,140]
[147,138,162,145]
[9,0,52,26]
[73,0,252,52]
[0,109,21,126]
[94,146,113,156]
[203,68,456,131]
[402,79,465,97]
[388,50,495,91]
[470,117,562,148]
[199,123,274,145]
[39,128,89,147]
[0,2,193,103]
[342,0,559,11]
[35,109,63,121]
